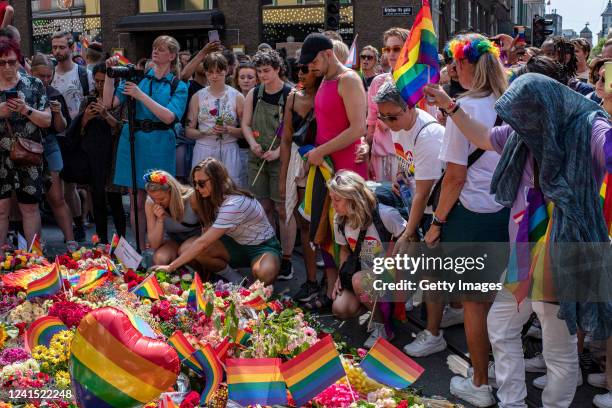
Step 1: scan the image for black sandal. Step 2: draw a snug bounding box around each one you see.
[303,292,332,311]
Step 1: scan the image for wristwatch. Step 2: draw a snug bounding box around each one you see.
[432,214,447,227]
[25,108,33,117]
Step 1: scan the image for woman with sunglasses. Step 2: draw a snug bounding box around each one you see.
[154,158,281,285]
[144,170,200,267]
[359,45,379,90]
[589,58,612,106]
[279,62,323,305]
[366,27,409,182]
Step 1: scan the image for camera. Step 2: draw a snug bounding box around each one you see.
[107,64,144,82]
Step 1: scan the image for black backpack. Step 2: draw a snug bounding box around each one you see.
[339,204,396,246]
[77,65,90,97]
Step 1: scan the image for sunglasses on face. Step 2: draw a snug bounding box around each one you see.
[382,46,402,54]
[360,54,375,61]
[297,65,309,74]
[377,109,405,122]
[193,178,210,188]
[0,59,18,67]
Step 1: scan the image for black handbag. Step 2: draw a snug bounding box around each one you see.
[292,109,316,147]
[338,227,367,291]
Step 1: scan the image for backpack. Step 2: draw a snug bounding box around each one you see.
[339,204,397,246]
[77,65,90,97]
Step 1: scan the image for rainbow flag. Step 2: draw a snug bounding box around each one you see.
[215,336,232,363]
[345,34,358,67]
[168,331,204,376]
[601,173,612,236]
[187,273,208,314]
[392,0,440,107]
[29,233,43,256]
[105,258,121,276]
[360,338,424,389]
[74,268,107,293]
[244,295,271,312]
[109,233,120,256]
[25,316,67,352]
[26,263,62,300]
[70,308,179,408]
[113,53,131,66]
[159,394,179,408]
[125,310,157,338]
[281,335,345,407]
[227,358,287,406]
[131,273,164,300]
[234,329,251,347]
[192,344,224,404]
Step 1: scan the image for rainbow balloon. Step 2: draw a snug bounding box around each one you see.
[25,316,67,352]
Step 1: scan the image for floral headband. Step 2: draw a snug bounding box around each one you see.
[143,170,168,185]
[446,34,500,64]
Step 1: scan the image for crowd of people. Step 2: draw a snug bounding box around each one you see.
[0,9,610,407]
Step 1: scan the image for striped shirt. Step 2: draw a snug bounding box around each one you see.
[212,195,275,245]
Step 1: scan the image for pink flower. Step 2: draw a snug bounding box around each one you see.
[209,108,218,117]
[357,348,368,358]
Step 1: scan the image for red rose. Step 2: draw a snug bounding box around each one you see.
[209,108,218,117]
[397,401,408,408]
[180,391,200,408]
[15,322,27,336]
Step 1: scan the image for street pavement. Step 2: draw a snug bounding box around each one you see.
[38,211,601,408]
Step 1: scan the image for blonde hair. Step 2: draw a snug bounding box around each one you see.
[383,27,410,44]
[462,52,508,99]
[327,170,376,230]
[144,170,193,223]
[333,40,350,64]
[152,35,181,77]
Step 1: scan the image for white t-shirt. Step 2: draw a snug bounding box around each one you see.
[196,85,241,146]
[334,204,406,271]
[438,95,503,213]
[51,64,95,119]
[212,195,276,245]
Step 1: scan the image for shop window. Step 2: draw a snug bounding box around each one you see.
[139,0,216,13]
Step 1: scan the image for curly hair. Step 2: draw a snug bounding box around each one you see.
[252,49,285,76]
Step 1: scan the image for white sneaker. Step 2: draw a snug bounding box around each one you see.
[525,353,547,373]
[468,361,497,388]
[440,306,464,328]
[588,373,608,389]
[402,330,447,357]
[526,324,542,339]
[594,391,612,408]
[364,323,394,349]
[449,376,496,407]
[532,372,583,390]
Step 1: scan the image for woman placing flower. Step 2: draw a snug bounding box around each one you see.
[144,170,201,266]
[154,158,281,285]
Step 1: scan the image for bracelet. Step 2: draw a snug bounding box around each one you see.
[432,214,447,227]
[447,101,460,116]
[440,100,456,115]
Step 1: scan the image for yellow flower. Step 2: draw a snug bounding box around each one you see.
[40,362,50,371]
[31,345,48,361]
[0,324,7,349]
[54,370,71,388]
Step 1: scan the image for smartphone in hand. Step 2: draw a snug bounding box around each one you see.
[208,30,220,43]
[5,90,18,101]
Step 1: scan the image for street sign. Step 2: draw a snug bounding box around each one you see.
[382,6,413,17]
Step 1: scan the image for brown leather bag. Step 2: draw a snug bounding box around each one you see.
[6,119,43,167]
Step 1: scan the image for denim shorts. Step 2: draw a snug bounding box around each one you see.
[44,134,63,173]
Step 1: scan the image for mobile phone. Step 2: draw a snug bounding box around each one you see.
[605,62,612,93]
[208,30,220,43]
[5,91,18,100]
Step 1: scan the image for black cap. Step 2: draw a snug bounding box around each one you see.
[299,33,333,65]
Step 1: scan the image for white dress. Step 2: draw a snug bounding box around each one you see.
[191,85,242,182]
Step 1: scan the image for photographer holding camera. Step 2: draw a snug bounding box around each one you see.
[103,35,188,249]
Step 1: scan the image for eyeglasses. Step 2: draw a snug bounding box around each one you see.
[377,109,405,122]
[382,46,402,54]
[297,65,309,74]
[360,54,375,61]
[193,178,211,188]
[0,59,18,67]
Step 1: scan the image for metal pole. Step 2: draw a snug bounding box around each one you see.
[127,96,141,253]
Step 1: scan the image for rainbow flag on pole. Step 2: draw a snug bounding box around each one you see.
[113,52,131,66]
[131,273,164,300]
[360,338,424,389]
[109,233,120,256]
[345,34,359,67]
[26,263,62,300]
[29,233,43,256]
[234,329,251,348]
[25,316,67,352]
[392,0,440,107]
[227,358,287,406]
[187,273,209,314]
[215,336,232,363]
[243,295,271,312]
[192,344,224,404]
[281,335,346,407]
[168,331,204,376]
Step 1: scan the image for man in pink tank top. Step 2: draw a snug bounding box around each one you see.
[299,33,367,178]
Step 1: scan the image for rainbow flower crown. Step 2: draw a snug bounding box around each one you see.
[446,34,500,64]
[143,170,168,185]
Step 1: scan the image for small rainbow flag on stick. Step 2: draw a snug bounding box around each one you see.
[187,273,209,314]
[26,263,62,300]
[29,233,43,256]
[281,335,346,407]
[227,358,287,406]
[113,52,132,66]
[131,273,164,300]
[234,329,251,348]
[25,316,67,352]
[168,331,204,376]
[109,233,120,256]
[192,344,224,404]
[360,338,424,389]
[215,336,232,363]
[392,0,440,107]
[244,295,271,312]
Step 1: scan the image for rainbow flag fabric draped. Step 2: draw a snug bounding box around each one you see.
[392,0,440,107]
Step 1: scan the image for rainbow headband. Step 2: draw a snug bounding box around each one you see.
[143,170,168,185]
[446,34,500,64]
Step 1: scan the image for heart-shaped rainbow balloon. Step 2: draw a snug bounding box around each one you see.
[70,307,179,408]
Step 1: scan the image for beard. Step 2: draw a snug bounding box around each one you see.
[54,54,69,62]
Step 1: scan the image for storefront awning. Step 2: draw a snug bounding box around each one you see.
[115,10,225,32]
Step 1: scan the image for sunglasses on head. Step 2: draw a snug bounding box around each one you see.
[297,65,309,74]
[360,54,375,61]
[382,46,403,54]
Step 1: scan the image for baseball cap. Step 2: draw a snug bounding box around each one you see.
[299,33,333,65]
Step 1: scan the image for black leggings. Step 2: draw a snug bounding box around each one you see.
[90,181,126,244]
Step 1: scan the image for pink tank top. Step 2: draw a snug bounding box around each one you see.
[314,75,367,178]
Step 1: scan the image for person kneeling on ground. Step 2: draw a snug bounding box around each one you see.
[154,158,281,285]
[144,170,201,267]
[328,170,406,349]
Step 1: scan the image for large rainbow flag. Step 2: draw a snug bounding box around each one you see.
[226,358,287,406]
[131,274,164,300]
[26,263,62,300]
[280,335,345,407]
[25,316,67,352]
[192,344,223,404]
[392,0,440,107]
[168,331,204,376]
[360,338,424,389]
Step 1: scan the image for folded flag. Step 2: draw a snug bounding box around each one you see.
[234,329,251,348]
[168,331,204,376]
[131,273,164,300]
[192,344,223,404]
[227,358,287,406]
[29,233,43,256]
[360,337,424,389]
[25,316,67,352]
[26,263,62,300]
[281,335,345,407]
